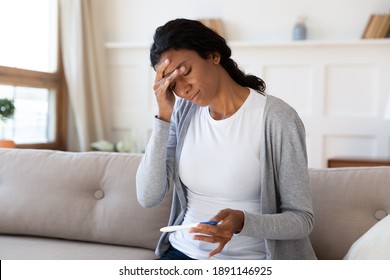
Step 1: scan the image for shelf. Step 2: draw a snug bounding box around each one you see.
[328,157,390,168]
[105,39,390,49]
[105,42,151,49]
[228,38,390,48]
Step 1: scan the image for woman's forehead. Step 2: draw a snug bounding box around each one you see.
[160,49,195,63]
[159,49,196,76]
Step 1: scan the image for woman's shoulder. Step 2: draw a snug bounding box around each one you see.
[265,94,293,110]
[263,94,305,132]
[172,98,198,124]
[264,94,300,118]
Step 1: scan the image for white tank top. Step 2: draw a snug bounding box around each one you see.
[170,89,267,259]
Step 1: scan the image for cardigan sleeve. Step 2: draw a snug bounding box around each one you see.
[239,96,314,240]
[136,114,178,208]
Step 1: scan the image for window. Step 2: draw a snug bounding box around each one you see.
[0,0,66,149]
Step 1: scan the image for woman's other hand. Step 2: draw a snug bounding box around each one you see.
[189,208,244,258]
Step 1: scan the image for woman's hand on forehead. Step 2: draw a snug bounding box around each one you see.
[152,58,186,122]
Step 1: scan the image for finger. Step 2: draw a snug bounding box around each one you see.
[191,224,233,241]
[192,230,231,242]
[208,243,226,258]
[164,65,186,86]
[164,69,180,87]
[153,75,169,91]
[154,64,186,90]
[192,234,223,243]
[190,223,219,236]
[153,69,178,96]
[210,208,231,222]
[154,58,170,82]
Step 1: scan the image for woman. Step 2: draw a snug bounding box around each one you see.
[136,18,316,260]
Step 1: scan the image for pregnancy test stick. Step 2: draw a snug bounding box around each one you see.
[160,221,218,232]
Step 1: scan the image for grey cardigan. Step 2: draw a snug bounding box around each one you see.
[136,94,317,260]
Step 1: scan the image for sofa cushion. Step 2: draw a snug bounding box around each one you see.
[0,149,171,251]
[0,234,156,260]
[309,167,390,259]
[343,214,390,259]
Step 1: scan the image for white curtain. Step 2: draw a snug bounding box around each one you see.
[60,0,111,151]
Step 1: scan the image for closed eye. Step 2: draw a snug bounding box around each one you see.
[169,67,191,90]
[182,67,191,76]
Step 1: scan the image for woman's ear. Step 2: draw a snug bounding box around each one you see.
[209,52,221,64]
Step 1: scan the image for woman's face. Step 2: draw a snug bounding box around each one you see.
[158,49,221,106]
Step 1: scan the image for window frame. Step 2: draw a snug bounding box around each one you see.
[0,26,67,150]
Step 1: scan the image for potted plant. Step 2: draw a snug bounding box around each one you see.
[0,98,16,148]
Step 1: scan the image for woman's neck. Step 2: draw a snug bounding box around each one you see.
[208,78,249,120]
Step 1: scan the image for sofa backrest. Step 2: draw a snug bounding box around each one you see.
[2,148,389,260]
[0,149,172,251]
[309,167,390,259]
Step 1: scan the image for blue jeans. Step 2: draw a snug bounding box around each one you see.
[158,246,195,260]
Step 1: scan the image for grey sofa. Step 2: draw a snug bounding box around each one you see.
[0,148,389,259]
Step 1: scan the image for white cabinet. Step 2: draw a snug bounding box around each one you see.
[106,40,390,167]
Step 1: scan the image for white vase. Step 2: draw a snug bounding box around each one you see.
[292,17,307,40]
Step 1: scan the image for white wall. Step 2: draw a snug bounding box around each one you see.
[100,0,390,43]
[97,0,390,167]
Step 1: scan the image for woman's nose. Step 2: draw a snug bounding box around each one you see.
[176,78,191,96]
[183,83,192,95]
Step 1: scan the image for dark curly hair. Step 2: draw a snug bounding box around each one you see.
[150,18,266,92]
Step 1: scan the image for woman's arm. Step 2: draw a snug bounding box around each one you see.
[241,96,314,240]
[136,116,177,208]
[136,58,184,208]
